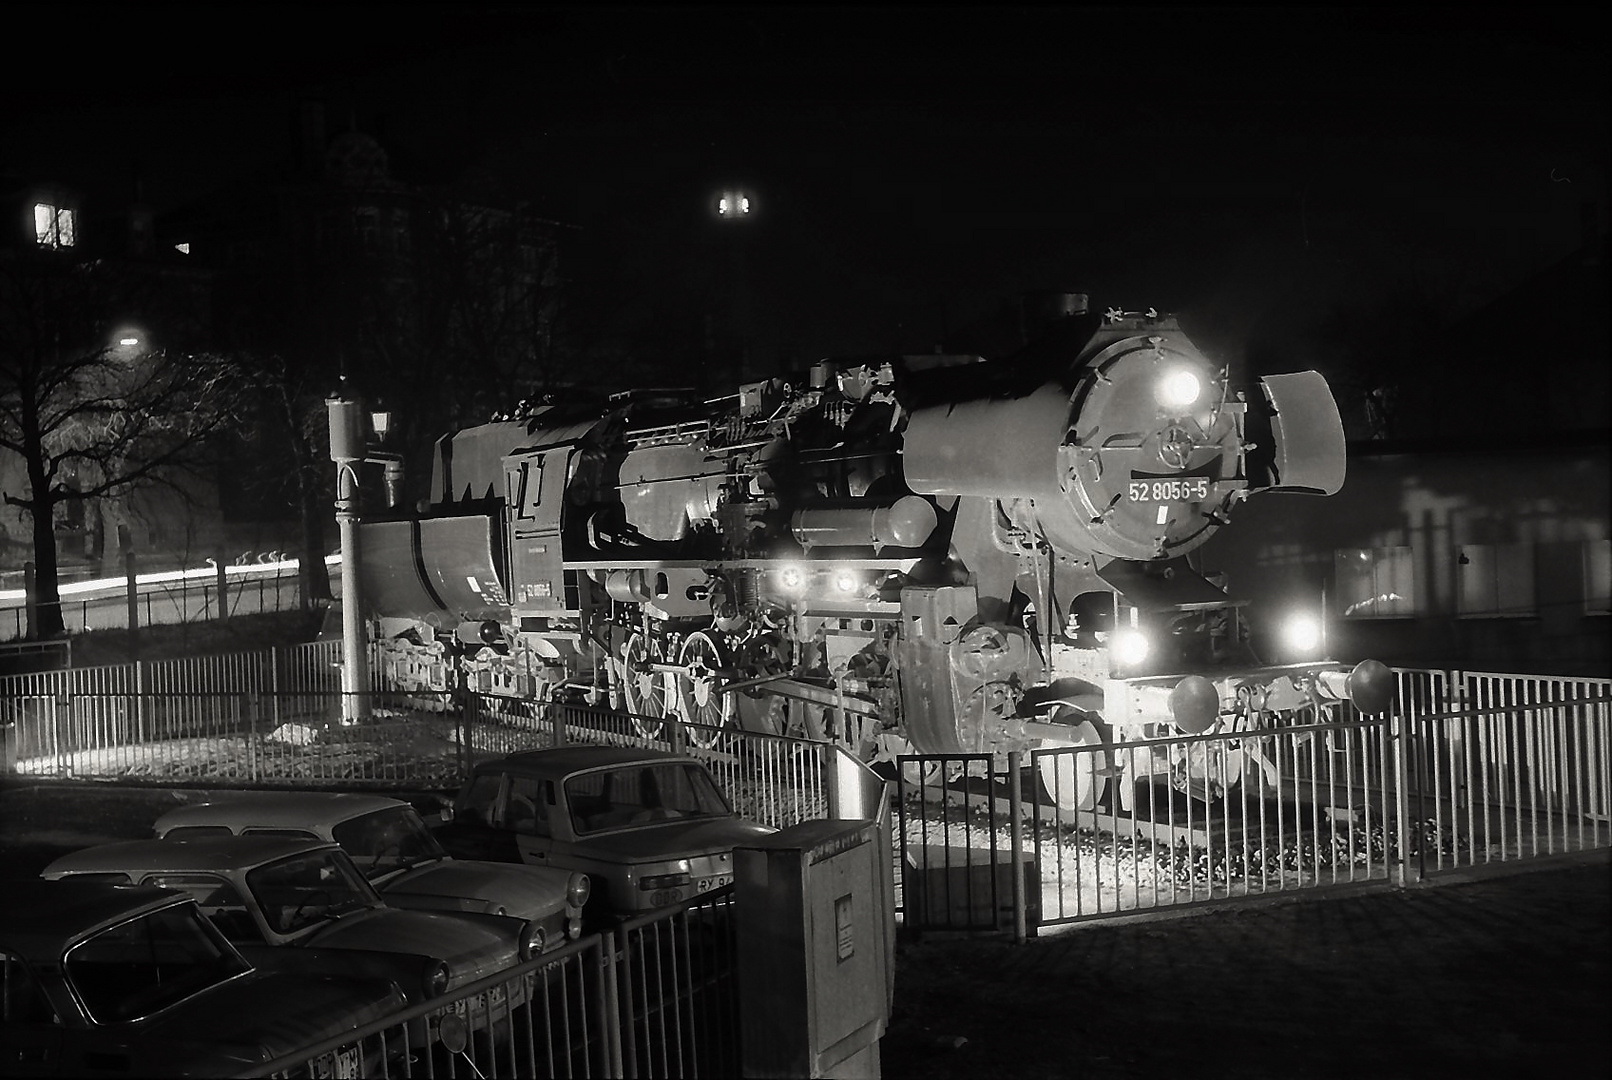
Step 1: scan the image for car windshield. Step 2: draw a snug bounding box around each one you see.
[65,902,251,1024]
[245,849,381,935]
[566,762,734,835]
[332,806,449,880]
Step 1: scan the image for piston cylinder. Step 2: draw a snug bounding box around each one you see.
[790,494,938,550]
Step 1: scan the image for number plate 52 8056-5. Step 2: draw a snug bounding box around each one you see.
[1128,477,1209,502]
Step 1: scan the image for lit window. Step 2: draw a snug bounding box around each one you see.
[1335,547,1419,618]
[1585,539,1611,617]
[34,203,76,248]
[1456,543,1536,618]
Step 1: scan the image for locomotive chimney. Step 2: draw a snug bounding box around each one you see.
[1018,291,1089,345]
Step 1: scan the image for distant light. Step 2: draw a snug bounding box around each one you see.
[174,242,191,255]
[1155,369,1201,409]
[119,337,140,347]
[718,189,751,217]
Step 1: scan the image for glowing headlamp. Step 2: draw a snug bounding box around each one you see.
[1155,369,1201,410]
[1112,629,1151,667]
[777,565,807,594]
[1281,614,1323,655]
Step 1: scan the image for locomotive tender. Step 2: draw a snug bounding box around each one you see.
[354,296,1392,809]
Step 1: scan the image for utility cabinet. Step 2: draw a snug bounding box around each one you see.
[735,819,890,1079]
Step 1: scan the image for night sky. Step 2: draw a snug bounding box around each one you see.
[6,5,1607,371]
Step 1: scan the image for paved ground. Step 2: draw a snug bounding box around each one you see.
[881,858,1611,1079]
[3,779,1606,1079]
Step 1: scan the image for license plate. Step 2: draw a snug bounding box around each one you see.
[1128,477,1209,502]
[451,982,508,1018]
[696,873,733,893]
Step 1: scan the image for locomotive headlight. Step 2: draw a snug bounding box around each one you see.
[777,565,807,594]
[1155,369,1202,410]
[1282,613,1323,655]
[1113,628,1151,667]
[832,569,860,594]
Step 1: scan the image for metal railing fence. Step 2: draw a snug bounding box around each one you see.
[234,749,892,1078]
[897,671,1611,935]
[242,889,738,1079]
[433,693,838,833]
[1,566,304,642]
[2,682,840,838]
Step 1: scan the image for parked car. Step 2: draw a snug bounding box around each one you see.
[433,745,776,918]
[151,791,587,950]
[0,878,407,1077]
[40,836,537,1009]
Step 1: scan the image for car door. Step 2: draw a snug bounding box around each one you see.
[507,774,561,867]
[1,950,64,1076]
[435,772,523,863]
[138,873,265,945]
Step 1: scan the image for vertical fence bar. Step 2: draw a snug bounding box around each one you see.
[1008,750,1025,943]
[1392,705,1410,886]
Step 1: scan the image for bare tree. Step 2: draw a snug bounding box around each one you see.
[0,251,245,638]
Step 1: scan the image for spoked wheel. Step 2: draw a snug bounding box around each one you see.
[620,633,671,739]
[674,631,735,749]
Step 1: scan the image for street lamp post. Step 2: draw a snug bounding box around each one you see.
[326,395,403,724]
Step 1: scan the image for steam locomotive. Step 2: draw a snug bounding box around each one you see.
[350,296,1392,809]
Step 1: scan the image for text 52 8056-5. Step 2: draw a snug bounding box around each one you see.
[1127,477,1209,502]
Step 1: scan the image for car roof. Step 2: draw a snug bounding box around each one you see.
[0,879,191,954]
[156,791,407,832]
[478,744,699,776]
[45,835,343,877]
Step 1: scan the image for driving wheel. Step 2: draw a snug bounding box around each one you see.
[621,633,671,739]
[675,631,735,749]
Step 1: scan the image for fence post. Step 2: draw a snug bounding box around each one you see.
[551,698,568,749]
[1391,706,1412,887]
[248,693,259,784]
[1008,750,1026,944]
[135,659,147,744]
[455,691,467,781]
[270,647,283,730]
[53,695,70,778]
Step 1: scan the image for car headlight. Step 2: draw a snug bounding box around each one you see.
[519,921,545,960]
[425,961,451,999]
[567,872,591,910]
